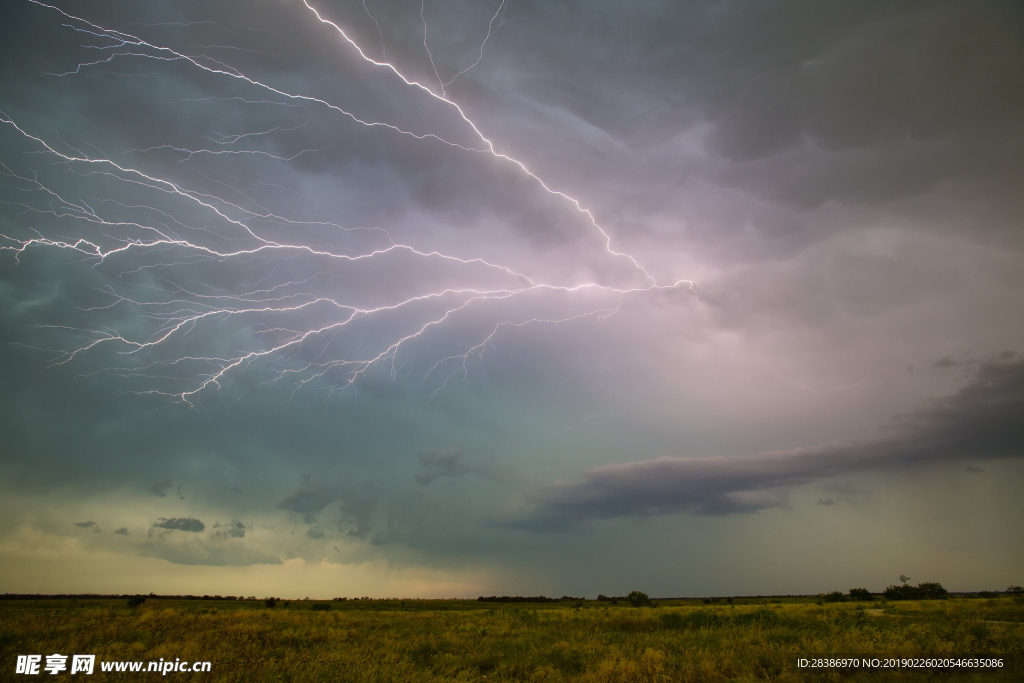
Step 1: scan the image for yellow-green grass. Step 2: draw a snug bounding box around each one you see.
[1,597,1021,681]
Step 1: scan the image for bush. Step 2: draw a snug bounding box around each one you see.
[310,603,330,611]
[627,591,651,608]
[126,596,146,608]
[824,591,847,603]
[264,598,277,608]
[883,585,916,600]
[917,582,948,600]
[849,588,872,601]
[883,582,948,600]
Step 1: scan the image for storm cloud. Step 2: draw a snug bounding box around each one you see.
[277,486,338,523]
[0,0,1021,597]
[416,447,473,484]
[511,359,1024,530]
[152,517,206,533]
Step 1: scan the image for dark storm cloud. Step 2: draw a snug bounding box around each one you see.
[416,446,472,484]
[213,521,246,539]
[338,486,380,539]
[113,527,130,536]
[149,480,172,498]
[509,359,1024,530]
[487,0,1024,269]
[278,486,337,523]
[152,517,205,533]
[0,0,1022,595]
[277,480,382,538]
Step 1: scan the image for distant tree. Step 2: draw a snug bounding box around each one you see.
[849,588,872,601]
[883,581,947,600]
[884,584,917,600]
[627,591,651,608]
[1008,586,1023,596]
[823,591,847,603]
[917,582,948,600]
[264,597,277,608]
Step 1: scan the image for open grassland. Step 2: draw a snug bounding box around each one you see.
[2,597,1021,681]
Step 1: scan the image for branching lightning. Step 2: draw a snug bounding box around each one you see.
[0,0,692,408]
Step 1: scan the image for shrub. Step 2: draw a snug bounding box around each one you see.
[310,603,330,611]
[849,588,872,601]
[126,596,146,608]
[883,584,917,600]
[627,591,651,608]
[264,598,277,608]
[824,591,847,603]
[917,582,948,600]
[883,582,948,600]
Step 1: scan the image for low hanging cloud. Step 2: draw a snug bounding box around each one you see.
[135,539,282,567]
[277,485,338,523]
[416,447,473,484]
[72,521,97,529]
[213,521,246,539]
[415,446,513,486]
[149,480,173,498]
[152,517,205,533]
[508,359,1024,531]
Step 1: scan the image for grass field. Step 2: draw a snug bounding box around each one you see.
[2,596,1021,681]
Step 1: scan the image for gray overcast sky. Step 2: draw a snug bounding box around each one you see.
[0,0,1022,598]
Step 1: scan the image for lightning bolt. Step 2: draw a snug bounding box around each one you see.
[0,0,692,408]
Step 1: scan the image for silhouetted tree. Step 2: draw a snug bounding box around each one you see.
[917,582,948,600]
[883,581,947,600]
[627,591,651,608]
[848,588,872,601]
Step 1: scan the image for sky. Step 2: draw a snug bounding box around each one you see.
[0,0,1022,599]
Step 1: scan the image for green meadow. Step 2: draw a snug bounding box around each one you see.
[2,596,1021,681]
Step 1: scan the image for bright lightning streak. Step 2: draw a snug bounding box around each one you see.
[0,1,693,408]
[299,0,656,283]
[441,0,509,89]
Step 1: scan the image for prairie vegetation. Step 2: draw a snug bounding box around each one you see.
[1,595,1021,681]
